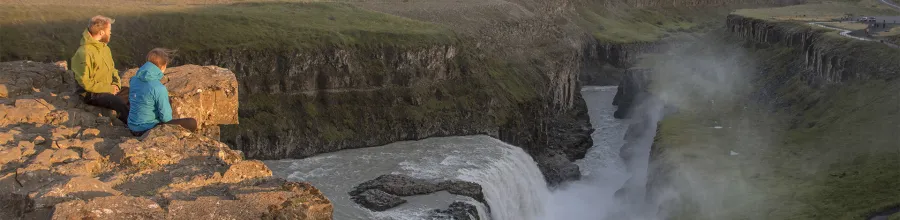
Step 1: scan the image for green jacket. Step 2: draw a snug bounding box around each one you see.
[71,29,120,94]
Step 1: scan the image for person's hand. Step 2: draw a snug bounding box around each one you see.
[112,85,120,94]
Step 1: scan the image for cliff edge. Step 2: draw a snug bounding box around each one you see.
[0,61,333,220]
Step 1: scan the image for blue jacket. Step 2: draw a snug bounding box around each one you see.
[127,62,172,132]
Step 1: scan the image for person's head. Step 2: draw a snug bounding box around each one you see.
[147,48,176,72]
[88,15,114,43]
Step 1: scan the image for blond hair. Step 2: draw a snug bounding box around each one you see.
[147,48,177,68]
[88,15,115,35]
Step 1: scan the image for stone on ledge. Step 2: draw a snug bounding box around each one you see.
[122,65,239,127]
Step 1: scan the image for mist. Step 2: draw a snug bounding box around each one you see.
[542,31,777,220]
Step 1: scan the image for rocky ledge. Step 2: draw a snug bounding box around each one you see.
[0,61,332,219]
[348,174,485,220]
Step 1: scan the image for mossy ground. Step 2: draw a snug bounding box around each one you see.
[735,0,900,21]
[652,32,900,219]
[574,4,730,43]
[0,2,454,67]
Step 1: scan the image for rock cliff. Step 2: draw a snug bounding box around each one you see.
[173,43,593,186]
[0,61,332,219]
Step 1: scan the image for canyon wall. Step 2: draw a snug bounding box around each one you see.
[643,14,900,219]
[174,42,592,185]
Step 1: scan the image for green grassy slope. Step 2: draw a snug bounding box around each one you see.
[0,2,454,67]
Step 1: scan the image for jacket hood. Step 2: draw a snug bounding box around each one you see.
[135,62,164,82]
[80,29,103,46]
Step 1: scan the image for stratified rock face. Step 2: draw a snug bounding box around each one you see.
[174,45,593,186]
[0,61,332,220]
[349,174,486,213]
[613,68,653,119]
[726,15,900,85]
[121,65,239,127]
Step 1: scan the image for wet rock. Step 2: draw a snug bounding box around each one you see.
[51,196,165,220]
[122,65,239,128]
[349,174,486,211]
[533,153,581,187]
[32,176,122,208]
[350,174,441,196]
[430,201,481,220]
[438,181,485,203]
[351,189,407,211]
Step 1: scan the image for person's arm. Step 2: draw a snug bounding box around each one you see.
[72,50,113,94]
[154,85,173,123]
[111,56,122,88]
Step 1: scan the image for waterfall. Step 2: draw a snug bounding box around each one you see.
[457,139,552,220]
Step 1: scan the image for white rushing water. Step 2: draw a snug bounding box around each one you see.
[266,135,550,220]
[266,85,637,220]
[540,86,636,220]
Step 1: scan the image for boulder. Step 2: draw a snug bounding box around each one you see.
[122,65,239,127]
[350,189,406,211]
[51,196,165,220]
[260,182,333,220]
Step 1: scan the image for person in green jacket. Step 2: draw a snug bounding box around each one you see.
[127,48,198,136]
[70,15,129,124]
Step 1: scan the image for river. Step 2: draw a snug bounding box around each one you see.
[265,86,636,220]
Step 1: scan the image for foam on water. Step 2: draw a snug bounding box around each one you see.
[266,135,551,220]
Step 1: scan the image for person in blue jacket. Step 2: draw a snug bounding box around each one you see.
[128,48,198,136]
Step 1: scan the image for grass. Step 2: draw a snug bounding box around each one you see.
[573,3,730,43]
[0,2,455,67]
[735,0,900,21]
[651,32,900,219]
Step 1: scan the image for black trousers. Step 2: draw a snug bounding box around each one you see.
[81,89,129,124]
[131,118,199,136]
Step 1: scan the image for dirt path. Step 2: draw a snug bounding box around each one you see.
[809,22,900,48]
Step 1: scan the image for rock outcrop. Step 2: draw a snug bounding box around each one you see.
[121,65,239,130]
[0,61,332,219]
[348,174,485,214]
[613,68,653,119]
